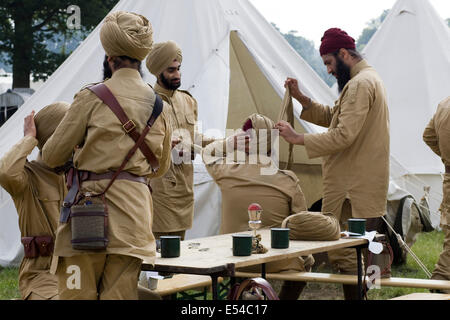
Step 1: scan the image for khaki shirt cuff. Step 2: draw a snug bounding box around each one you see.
[300,100,319,122]
[303,133,321,159]
[23,135,39,149]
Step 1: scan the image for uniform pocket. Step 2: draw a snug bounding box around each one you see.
[21,237,38,258]
[185,113,196,125]
[163,175,177,188]
[35,236,54,257]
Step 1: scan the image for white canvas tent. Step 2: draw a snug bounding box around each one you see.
[362,0,450,227]
[0,0,336,266]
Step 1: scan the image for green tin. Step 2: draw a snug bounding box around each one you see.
[232,234,253,256]
[271,228,290,249]
[160,236,181,258]
[347,218,366,235]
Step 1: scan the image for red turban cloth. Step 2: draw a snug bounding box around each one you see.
[319,28,356,56]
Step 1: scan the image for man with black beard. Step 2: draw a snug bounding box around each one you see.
[275,28,390,300]
[145,41,215,240]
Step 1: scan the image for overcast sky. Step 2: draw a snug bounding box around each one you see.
[248,0,450,48]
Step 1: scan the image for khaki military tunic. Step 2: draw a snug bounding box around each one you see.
[423,96,450,287]
[203,140,307,234]
[202,140,312,273]
[302,60,390,220]
[42,68,172,265]
[0,136,65,299]
[150,83,214,233]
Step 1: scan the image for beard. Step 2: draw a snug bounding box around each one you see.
[160,72,181,90]
[335,56,352,93]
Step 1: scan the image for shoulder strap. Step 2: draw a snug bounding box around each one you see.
[88,83,162,172]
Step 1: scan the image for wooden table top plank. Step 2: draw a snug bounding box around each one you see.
[142,229,367,275]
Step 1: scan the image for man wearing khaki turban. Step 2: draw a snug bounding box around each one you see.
[0,103,69,300]
[146,41,215,240]
[275,28,389,299]
[42,11,173,300]
[202,113,321,300]
[423,96,450,293]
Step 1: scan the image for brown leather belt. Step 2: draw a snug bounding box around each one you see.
[446,165,450,174]
[80,171,147,185]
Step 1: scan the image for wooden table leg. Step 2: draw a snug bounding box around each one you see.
[211,275,218,300]
[261,263,266,279]
[356,246,363,300]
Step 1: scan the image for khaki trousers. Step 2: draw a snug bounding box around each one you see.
[327,199,383,274]
[56,254,142,300]
[431,224,450,290]
[25,292,58,300]
[431,177,450,293]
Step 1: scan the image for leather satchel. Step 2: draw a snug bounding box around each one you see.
[228,278,279,300]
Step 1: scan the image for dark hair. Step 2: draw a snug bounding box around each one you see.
[333,48,363,60]
[103,55,143,80]
[111,55,141,69]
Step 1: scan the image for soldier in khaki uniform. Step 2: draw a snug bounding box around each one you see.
[423,96,450,292]
[202,113,313,300]
[276,28,390,299]
[146,41,215,240]
[0,103,69,300]
[42,11,172,300]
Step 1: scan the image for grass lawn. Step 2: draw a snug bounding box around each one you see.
[0,267,20,300]
[300,230,445,300]
[0,230,445,300]
[366,230,445,300]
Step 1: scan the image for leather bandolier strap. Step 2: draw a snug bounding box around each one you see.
[60,83,163,223]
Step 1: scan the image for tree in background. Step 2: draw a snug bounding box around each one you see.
[273,23,335,87]
[0,0,118,88]
[356,10,390,51]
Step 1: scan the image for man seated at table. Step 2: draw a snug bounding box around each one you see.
[201,113,321,300]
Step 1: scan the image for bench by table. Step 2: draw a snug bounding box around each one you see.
[234,271,450,291]
[153,274,227,299]
[391,292,450,300]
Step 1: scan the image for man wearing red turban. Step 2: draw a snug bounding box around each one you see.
[276,28,390,299]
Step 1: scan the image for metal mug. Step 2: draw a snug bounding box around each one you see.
[232,234,253,256]
[271,228,290,249]
[347,218,366,235]
[160,236,181,258]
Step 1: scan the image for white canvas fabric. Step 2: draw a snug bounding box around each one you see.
[363,0,450,226]
[0,0,335,266]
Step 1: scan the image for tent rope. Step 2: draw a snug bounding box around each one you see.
[381,216,433,278]
[277,87,294,170]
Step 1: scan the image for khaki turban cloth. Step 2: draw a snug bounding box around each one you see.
[146,41,183,76]
[35,102,70,150]
[243,113,275,153]
[282,211,341,241]
[100,11,153,61]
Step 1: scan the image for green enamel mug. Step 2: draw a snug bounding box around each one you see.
[347,218,366,236]
[232,234,253,256]
[160,236,181,258]
[271,228,290,249]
